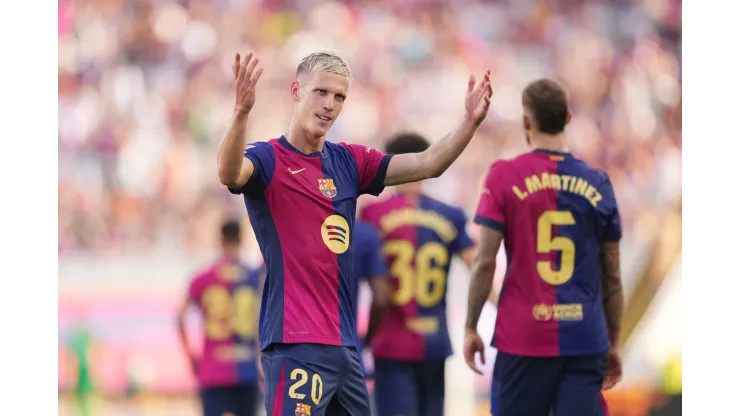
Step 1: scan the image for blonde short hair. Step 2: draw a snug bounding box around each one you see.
[296,49,351,78]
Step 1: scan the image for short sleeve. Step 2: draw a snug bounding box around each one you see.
[187,276,201,303]
[342,143,393,196]
[474,161,507,232]
[228,141,276,195]
[363,227,388,279]
[597,172,622,242]
[450,208,475,254]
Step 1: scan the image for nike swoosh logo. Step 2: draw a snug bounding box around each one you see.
[288,167,306,175]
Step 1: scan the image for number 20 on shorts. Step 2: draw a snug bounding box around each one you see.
[536,210,576,285]
[288,369,323,405]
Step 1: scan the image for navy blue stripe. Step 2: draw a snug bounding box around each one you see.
[474,215,506,232]
[322,154,356,346]
[362,154,393,196]
[234,273,260,383]
[229,142,277,195]
[246,193,285,349]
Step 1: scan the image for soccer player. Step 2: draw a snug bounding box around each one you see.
[176,220,263,416]
[360,132,476,416]
[463,79,624,416]
[67,320,94,416]
[350,219,390,377]
[217,50,492,415]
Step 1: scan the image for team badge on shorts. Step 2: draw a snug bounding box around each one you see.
[295,403,312,415]
[318,178,338,198]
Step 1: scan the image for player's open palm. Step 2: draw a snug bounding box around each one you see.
[232,52,264,115]
[464,70,493,125]
[603,348,623,390]
[463,329,486,375]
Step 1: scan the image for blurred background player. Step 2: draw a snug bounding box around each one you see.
[350,219,390,384]
[360,133,477,416]
[67,319,95,416]
[176,220,263,416]
[464,79,624,416]
[218,48,491,415]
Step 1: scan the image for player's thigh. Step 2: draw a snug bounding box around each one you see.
[491,352,561,416]
[229,384,260,416]
[417,359,445,416]
[553,354,608,416]
[373,359,418,416]
[261,344,341,416]
[201,386,238,416]
[333,348,372,416]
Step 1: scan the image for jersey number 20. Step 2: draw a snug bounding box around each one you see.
[384,241,449,307]
[537,211,576,285]
[202,286,257,340]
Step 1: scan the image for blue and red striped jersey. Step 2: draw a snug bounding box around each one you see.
[361,194,474,361]
[228,136,392,350]
[474,149,622,357]
[188,258,261,388]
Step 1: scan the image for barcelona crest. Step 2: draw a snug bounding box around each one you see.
[318,178,338,198]
[295,403,312,415]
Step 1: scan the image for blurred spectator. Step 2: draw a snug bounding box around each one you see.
[58,0,681,255]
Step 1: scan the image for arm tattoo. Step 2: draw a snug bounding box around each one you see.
[600,241,624,346]
[465,228,504,330]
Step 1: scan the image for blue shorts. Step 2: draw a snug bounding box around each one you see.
[373,358,446,416]
[200,384,259,416]
[261,343,371,416]
[491,351,608,416]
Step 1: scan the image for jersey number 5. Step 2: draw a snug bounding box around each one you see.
[536,210,576,285]
[384,241,449,307]
[202,286,257,340]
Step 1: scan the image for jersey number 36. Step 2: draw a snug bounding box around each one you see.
[202,286,257,340]
[384,241,449,307]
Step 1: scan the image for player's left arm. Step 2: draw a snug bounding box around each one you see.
[601,241,623,346]
[384,71,493,185]
[598,172,625,390]
[598,173,625,348]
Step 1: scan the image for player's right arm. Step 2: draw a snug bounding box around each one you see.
[176,291,197,377]
[464,161,507,374]
[217,52,264,189]
[363,227,390,346]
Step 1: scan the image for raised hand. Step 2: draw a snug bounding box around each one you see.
[231,52,264,116]
[465,70,493,125]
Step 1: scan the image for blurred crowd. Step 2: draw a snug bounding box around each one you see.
[58,0,682,255]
